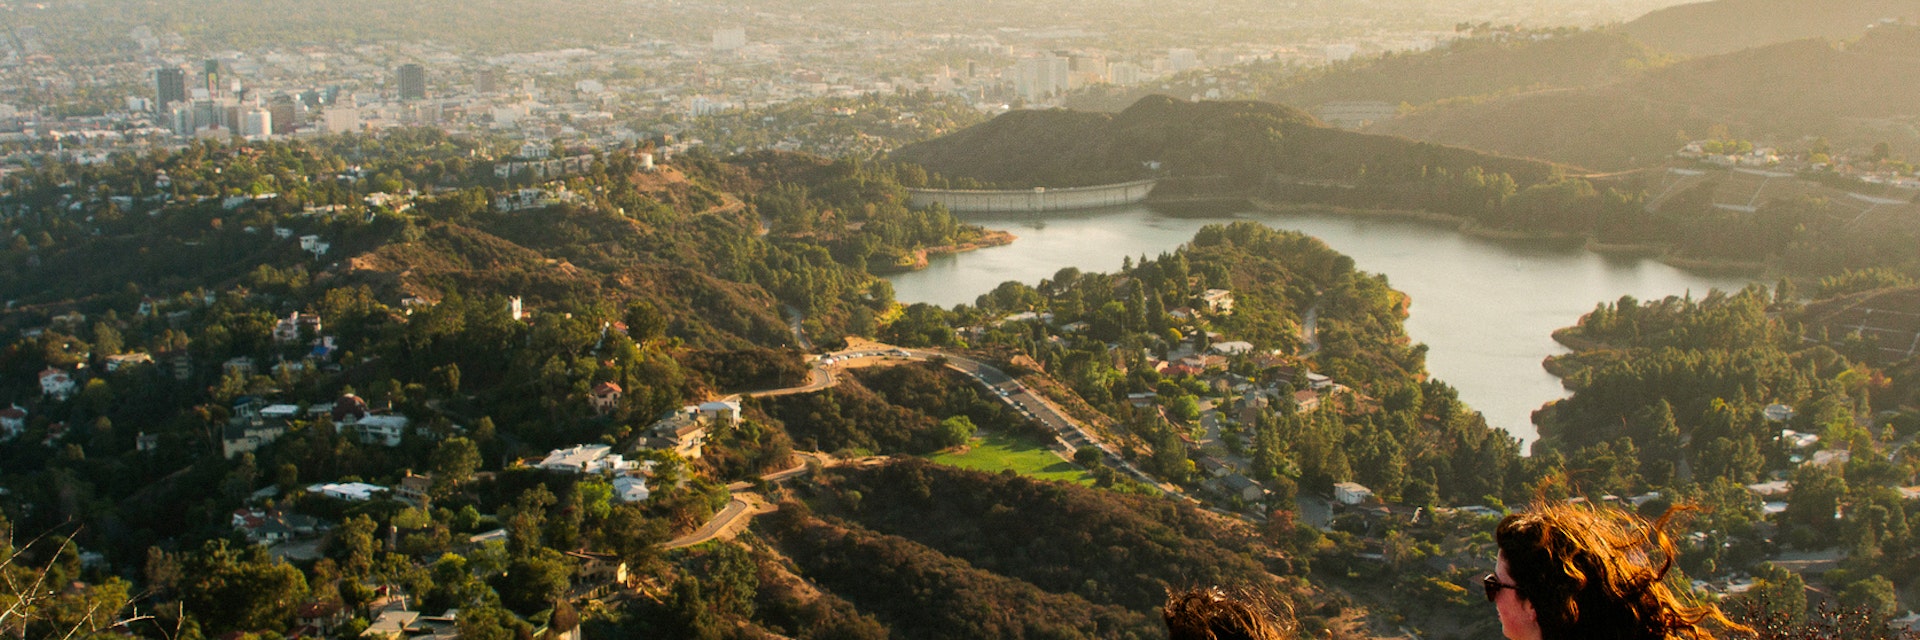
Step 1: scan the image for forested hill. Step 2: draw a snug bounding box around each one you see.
[1371,23,1920,170]
[1620,0,1920,56]
[888,95,1561,188]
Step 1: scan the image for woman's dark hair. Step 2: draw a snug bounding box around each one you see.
[1163,587,1293,640]
[1496,500,1752,640]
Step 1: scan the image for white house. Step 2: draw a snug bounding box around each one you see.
[308,482,388,501]
[0,406,25,441]
[350,415,410,447]
[39,368,76,400]
[1201,289,1235,313]
[1209,341,1254,356]
[1334,482,1374,506]
[698,400,741,426]
[298,234,330,257]
[613,475,650,503]
[539,444,637,474]
[273,312,322,343]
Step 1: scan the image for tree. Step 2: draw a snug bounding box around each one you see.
[330,515,379,577]
[1837,575,1898,624]
[624,301,667,344]
[1742,563,1806,626]
[1074,446,1102,468]
[457,601,534,640]
[428,437,481,498]
[937,415,976,448]
[490,549,573,616]
[178,541,310,635]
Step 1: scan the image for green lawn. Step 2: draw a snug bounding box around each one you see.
[926,431,1093,485]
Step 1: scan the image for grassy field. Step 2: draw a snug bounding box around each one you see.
[926,431,1093,485]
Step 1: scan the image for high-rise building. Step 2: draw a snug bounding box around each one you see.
[1014,54,1071,101]
[203,59,222,95]
[154,67,186,111]
[269,100,297,135]
[474,69,497,94]
[169,104,194,136]
[397,64,426,100]
[243,109,272,139]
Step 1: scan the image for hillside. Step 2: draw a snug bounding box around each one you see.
[1620,0,1920,56]
[890,95,1560,188]
[1371,25,1920,170]
[1265,31,1668,111]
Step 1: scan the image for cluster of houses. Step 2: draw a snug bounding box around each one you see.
[222,392,414,458]
[528,398,742,506]
[492,185,581,212]
[1676,140,1920,190]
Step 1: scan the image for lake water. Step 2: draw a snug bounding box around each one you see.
[885,205,1755,448]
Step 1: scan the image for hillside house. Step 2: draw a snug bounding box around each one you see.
[1292,389,1321,413]
[365,610,420,640]
[1222,474,1264,502]
[294,602,350,638]
[565,550,631,599]
[273,312,323,343]
[308,482,388,501]
[1201,289,1235,313]
[1210,341,1254,356]
[0,406,24,441]
[351,415,411,447]
[613,475,650,503]
[590,381,623,414]
[223,356,256,377]
[645,408,711,459]
[230,508,323,544]
[104,352,154,371]
[223,421,288,459]
[698,399,741,426]
[39,368,75,400]
[539,444,637,474]
[1334,482,1374,506]
[396,472,433,508]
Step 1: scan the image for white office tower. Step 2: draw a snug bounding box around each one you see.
[713,28,747,51]
[1014,54,1071,101]
[170,105,194,136]
[243,109,272,139]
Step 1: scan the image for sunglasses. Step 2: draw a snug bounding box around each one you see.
[1482,574,1520,602]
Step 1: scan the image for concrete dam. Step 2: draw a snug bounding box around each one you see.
[907,179,1158,213]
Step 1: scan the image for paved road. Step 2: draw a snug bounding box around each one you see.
[663,495,759,549]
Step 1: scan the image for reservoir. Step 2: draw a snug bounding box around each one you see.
[885,204,1754,447]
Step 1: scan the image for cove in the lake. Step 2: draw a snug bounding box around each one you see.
[884,204,1755,447]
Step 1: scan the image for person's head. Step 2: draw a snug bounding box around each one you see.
[1164,587,1292,640]
[1490,500,1750,640]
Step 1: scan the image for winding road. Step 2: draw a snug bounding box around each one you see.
[661,339,1191,549]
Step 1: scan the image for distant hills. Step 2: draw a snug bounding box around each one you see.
[1621,0,1920,56]
[889,95,1558,189]
[1369,24,1920,169]
[1264,31,1668,112]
